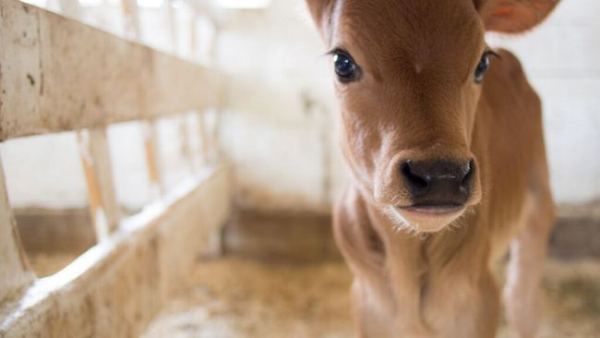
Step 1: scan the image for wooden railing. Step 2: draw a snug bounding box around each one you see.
[0,0,231,336]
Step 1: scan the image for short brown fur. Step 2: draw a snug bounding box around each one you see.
[305,0,559,337]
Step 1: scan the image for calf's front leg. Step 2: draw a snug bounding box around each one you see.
[503,192,554,338]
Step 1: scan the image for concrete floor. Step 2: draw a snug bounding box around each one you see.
[142,258,600,338]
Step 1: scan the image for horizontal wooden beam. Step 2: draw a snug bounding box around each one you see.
[0,0,221,141]
[0,166,232,337]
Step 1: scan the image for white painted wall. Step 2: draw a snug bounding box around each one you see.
[1,133,89,208]
[489,0,600,203]
[215,1,339,212]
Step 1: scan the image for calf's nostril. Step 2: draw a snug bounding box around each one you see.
[460,160,476,185]
[401,161,430,196]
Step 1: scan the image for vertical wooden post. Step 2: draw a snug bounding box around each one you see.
[61,0,120,239]
[0,154,34,303]
[121,0,141,39]
[181,10,199,173]
[165,2,197,174]
[189,9,198,60]
[58,0,80,17]
[77,128,120,239]
[179,116,196,173]
[197,110,211,165]
[194,12,221,166]
[206,17,225,165]
[165,0,178,53]
[120,0,165,198]
[142,120,165,198]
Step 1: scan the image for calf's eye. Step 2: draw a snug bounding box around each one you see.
[333,50,360,83]
[474,51,496,84]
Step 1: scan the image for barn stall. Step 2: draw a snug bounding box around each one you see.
[0,0,599,337]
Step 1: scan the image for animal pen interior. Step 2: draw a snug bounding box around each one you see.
[0,0,599,337]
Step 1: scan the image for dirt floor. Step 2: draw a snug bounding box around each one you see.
[142,258,600,338]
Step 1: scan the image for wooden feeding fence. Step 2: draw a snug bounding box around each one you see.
[0,0,231,336]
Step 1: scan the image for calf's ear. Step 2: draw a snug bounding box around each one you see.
[477,0,561,33]
[305,0,336,39]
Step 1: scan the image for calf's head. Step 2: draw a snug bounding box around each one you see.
[306,0,559,232]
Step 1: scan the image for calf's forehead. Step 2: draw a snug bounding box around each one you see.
[332,0,485,78]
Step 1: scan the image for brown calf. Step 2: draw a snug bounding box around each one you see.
[305,0,560,337]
